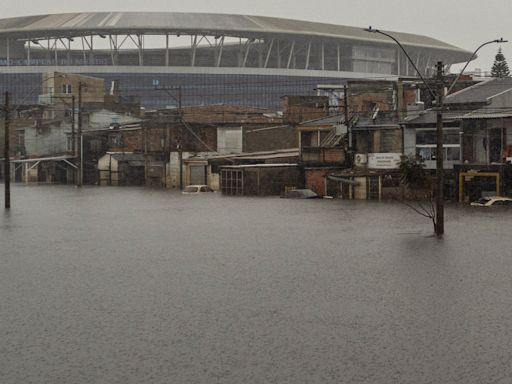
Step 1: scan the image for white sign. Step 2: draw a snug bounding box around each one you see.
[368,153,402,169]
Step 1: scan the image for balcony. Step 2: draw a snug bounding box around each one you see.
[301,147,345,165]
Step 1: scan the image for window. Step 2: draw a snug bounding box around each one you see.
[416,129,461,162]
[416,146,460,161]
[416,131,460,145]
[62,84,72,94]
[352,45,395,74]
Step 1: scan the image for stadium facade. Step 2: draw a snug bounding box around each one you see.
[0,12,473,108]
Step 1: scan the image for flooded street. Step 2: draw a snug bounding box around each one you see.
[1,185,512,383]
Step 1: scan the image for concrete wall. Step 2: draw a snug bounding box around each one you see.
[168,151,212,188]
[22,123,70,157]
[305,168,343,196]
[403,128,416,157]
[353,177,367,200]
[217,127,242,154]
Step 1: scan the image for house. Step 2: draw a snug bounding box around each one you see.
[185,148,300,191]
[404,77,512,201]
[296,80,415,198]
[97,153,146,186]
[142,104,293,189]
[219,163,300,196]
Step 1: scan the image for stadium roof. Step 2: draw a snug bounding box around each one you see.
[0,12,469,54]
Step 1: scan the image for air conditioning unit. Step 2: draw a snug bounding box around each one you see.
[354,154,368,167]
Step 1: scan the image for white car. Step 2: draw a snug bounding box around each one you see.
[182,185,214,194]
[470,196,512,207]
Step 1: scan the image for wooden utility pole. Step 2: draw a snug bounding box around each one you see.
[77,83,83,187]
[343,85,352,167]
[71,95,76,155]
[154,84,183,189]
[178,87,183,190]
[3,92,10,209]
[435,61,445,236]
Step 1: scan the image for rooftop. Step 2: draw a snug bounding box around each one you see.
[0,12,469,54]
[445,77,512,105]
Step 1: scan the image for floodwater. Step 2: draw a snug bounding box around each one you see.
[1,185,512,384]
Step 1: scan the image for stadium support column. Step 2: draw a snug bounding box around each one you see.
[6,39,9,67]
[165,33,169,66]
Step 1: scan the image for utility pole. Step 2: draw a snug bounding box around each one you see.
[343,85,352,167]
[154,84,184,189]
[71,95,76,156]
[435,61,445,236]
[77,82,83,187]
[178,87,183,190]
[3,92,10,209]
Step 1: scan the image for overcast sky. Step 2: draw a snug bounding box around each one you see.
[3,0,511,73]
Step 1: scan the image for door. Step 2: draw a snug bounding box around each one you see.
[189,165,207,185]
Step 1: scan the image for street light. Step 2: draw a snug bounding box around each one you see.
[364,27,436,98]
[364,26,507,236]
[446,38,508,95]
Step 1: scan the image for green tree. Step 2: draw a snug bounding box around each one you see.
[491,48,510,78]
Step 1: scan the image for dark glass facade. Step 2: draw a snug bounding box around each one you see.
[0,71,350,109]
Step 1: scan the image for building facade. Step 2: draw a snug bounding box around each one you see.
[0,12,472,108]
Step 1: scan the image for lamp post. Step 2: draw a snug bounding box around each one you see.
[446,38,508,95]
[364,27,507,236]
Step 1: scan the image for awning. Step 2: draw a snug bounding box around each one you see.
[327,175,359,185]
[126,161,145,167]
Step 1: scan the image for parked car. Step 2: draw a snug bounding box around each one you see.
[182,185,214,194]
[470,196,512,207]
[281,189,319,199]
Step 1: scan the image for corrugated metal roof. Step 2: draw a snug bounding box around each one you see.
[404,110,463,125]
[11,155,76,163]
[445,77,512,105]
[405,108,512,125]
[299,114,346,126]
[110,153,144,162]
[232,152,299,160]
[220,163,298,169]
[206,148,299,161]
[461,109,512,119]
[0,12,470,54]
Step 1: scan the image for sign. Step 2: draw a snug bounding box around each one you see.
[368,153,401,169]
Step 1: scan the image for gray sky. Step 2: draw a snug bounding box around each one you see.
[3,0,511,73]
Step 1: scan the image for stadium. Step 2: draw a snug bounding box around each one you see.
[0,12,473,108]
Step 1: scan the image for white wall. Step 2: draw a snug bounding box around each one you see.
[217,127,242,154]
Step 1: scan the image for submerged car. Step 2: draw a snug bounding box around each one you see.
[470,196,512,207]
[182,185,214,194]
[281,189,319,199]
